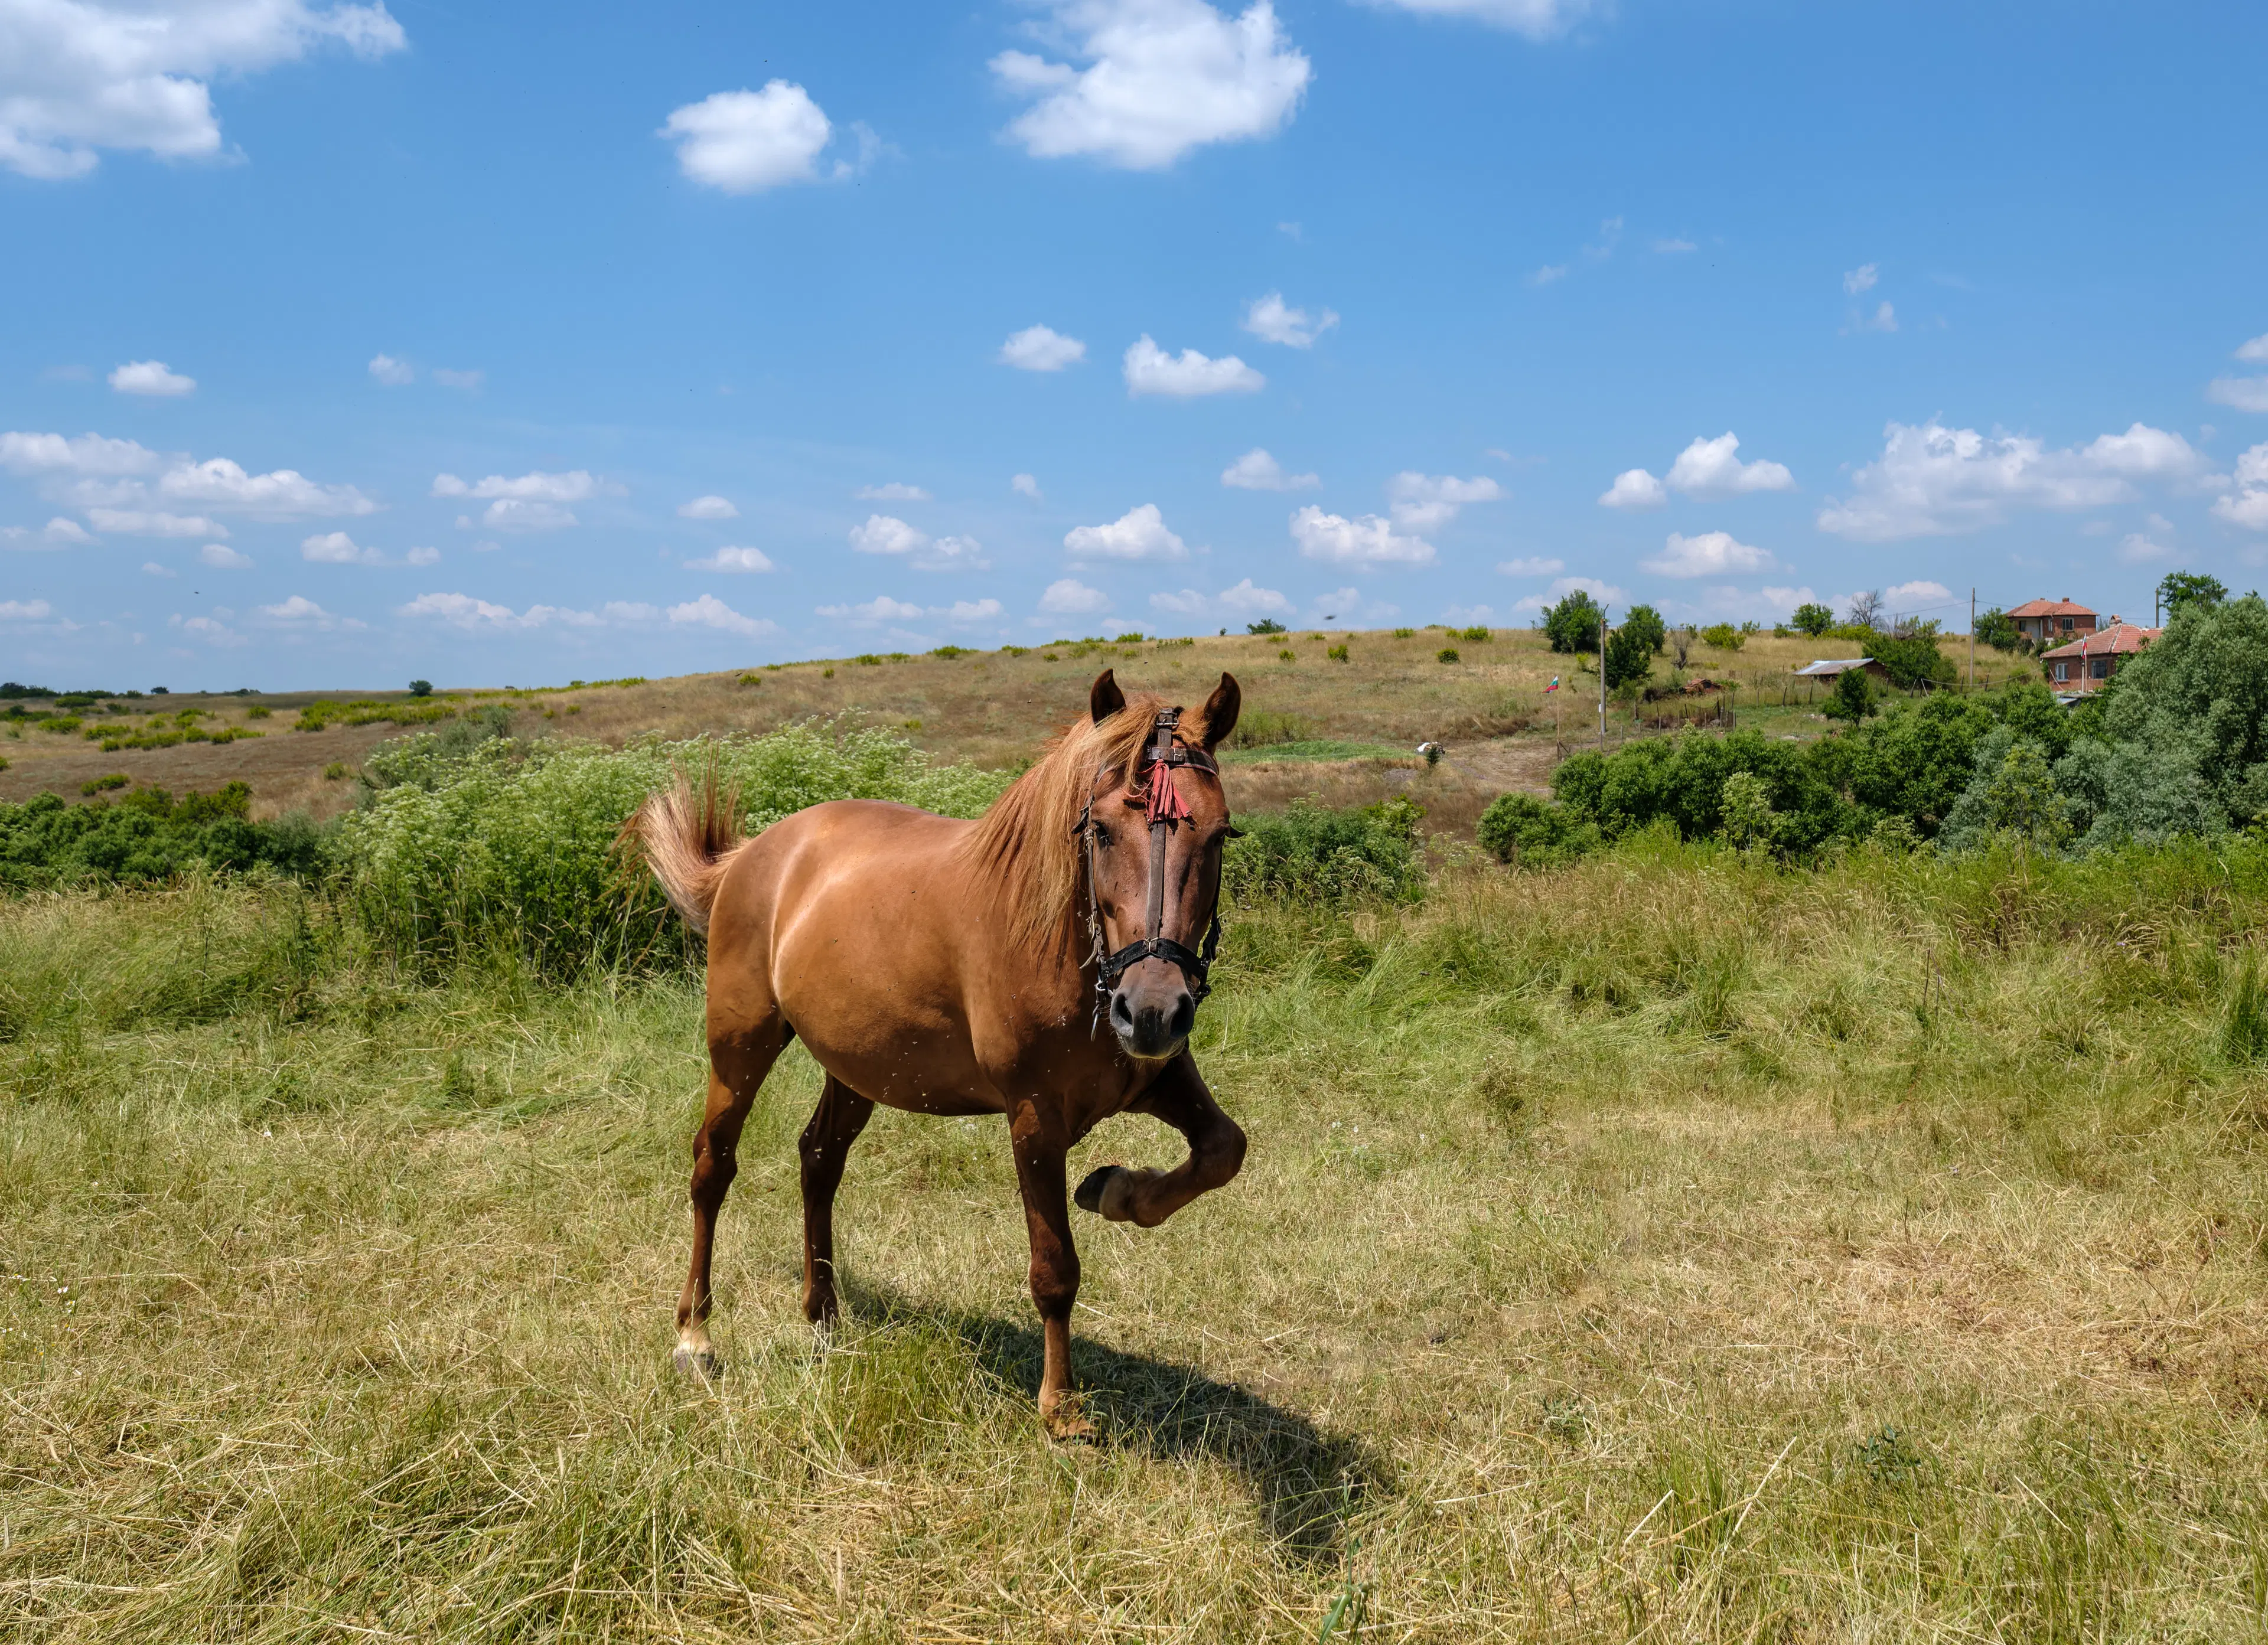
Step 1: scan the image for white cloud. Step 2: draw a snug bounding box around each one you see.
[942,598,1005,623]
[1040,576,1110,614]
[992,0,1310,169]
[1598,467,1667,510]
[86,508,225,537]
[110,359,194,397]
[0,0,405,181]
[1357,0,1594,38]
[1530,264,1568,286]
[0,599,56,621]
[856,481,931,501]
[1642,530,1775,578]
[1289,505,1435,566]
[1123,335,1263,397]
[2080,423,2210,479]
[301,530,384,565]
[661,81,838,192]
[848,514,989,571]
[1220,447,1318,491]
[199,543,253,569]
[161,457,374,517]
[2117,531,2171,564]
[1817,419,2184,541]
[686,546,777,573]
[1852,301,1898,334]
[817,595,925,622]
[1064,502,1188,562]
[405,545,438,566]
[999,325,1087,372]
[2207,377,2268,414]
[431,368,483,391]
[1012,472,1044,498]
[2214,443,2268,532]
[1883,579,1954,608]
[678,494,739,520]
[1654,237,1696,253]
[668,593,777,638]
[1497,555,1565,575]
[2240,334,2268,365]
[1241,291,1338,348]
[1387,471,1503,530]
[400,592,525,629]
[477,500,576,532]
[1149,577,1290,620]
[142,560,175,577]
[171,612,245,646]
[256,594,350,626]
[1510,574,1624,615]
[1843,263,1879,296]
[0,430,159,475]
[40,517,93,545]
[1663,432,1795,497]
[432,470,602,503]
[368,353,413,386]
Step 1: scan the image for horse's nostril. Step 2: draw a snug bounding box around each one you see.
[1168,993,1195,1037]
[1109,991,1135,1032]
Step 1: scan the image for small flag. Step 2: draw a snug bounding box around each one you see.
[1546,676,1560,693]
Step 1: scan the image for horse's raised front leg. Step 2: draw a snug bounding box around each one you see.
[676,1024,788,1377]
[799,1074,874,1327]
[1074,1052,1246,1229]
[1008,1099,1089,1438]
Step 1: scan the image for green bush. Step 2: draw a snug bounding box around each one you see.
[0,784,327,890]
[1822,669,1878,723]
[1477,792,1599,868]
[1621,603,1666,655]
[1246,618,1287,635]
[1223,797,1425,904]
[333,724,1012,974]
[1791,602,1836,637]
[1543,590,1604,655]
[1603,626,1653,691]
[1226,709,1317,749]
[1456,625,1491,643]
[1875,624,1956,690]
[1699,623,1744,652]
[1436,647,1460,664]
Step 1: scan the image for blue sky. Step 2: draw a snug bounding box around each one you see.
[3,0,2265,689]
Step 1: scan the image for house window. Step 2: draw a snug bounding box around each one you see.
[2054,662,2069,682]
[2061,617,2075,632]
[2091,657,2111,679]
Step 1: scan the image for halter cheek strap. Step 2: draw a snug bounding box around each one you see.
[1077,708,1226,1024]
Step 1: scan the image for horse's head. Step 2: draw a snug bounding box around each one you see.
[1082,668,1240,1061]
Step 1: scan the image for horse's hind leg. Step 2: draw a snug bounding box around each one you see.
[674,1021,789,1377]
[798,1074,874,1326]
[1075,1053,1245,1229]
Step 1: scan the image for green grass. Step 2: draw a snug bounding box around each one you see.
[8,841,2268,1639]
[1217,739,1414,765]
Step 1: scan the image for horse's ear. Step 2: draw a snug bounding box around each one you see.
[1090,668,1126,724]
[1197,673,1241,750]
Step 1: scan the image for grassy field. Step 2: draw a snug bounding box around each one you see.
[6,834,2268,1641]
[0,625,2039,833]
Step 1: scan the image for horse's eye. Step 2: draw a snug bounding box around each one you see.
[1091,824,1112,849]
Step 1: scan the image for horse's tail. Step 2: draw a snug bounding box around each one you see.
[620,766,742,935]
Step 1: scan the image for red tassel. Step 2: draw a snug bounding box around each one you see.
[1145,761,1192,825]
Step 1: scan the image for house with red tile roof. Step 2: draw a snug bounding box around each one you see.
[2041,618,2160,693]
[2007,597,2098,647]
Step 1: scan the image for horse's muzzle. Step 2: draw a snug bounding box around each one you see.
[1109,978,1195,1060]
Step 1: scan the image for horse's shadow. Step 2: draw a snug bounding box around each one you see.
[839,1276,1388,1562]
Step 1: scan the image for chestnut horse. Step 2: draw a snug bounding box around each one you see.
[625,670,1247,1434]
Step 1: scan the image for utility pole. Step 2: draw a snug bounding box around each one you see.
[1969,587,1976,691]
[1598,615,1608,747]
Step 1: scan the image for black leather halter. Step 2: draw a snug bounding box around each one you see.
[1076,708,1225,1023]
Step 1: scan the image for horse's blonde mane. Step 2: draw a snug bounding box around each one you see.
[960,692,1175,951]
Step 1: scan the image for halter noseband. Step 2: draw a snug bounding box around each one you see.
[1076,707,1225,1028]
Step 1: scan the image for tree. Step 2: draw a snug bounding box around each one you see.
[1620,603,1666,655]
[1246,618,1286,635]
[1543,589,1605,654]
[2156,570,2227,616]
[1874,628,1956,691]
[408,679,434,697]
[1603,624,1654,691]
[1974,606,2022,652]
[1717,772,1783,852]
[1845,589,1885,631]
[2100,592,2268,829]
[1791,602,1836,637]
[1822,668,1878,723]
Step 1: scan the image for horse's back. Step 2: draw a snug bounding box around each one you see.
[705,799,999,1111]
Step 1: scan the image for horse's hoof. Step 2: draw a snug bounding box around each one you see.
[1074,1165,1123,1216]
[1041,1399,1097,1442]
[672,1344,724,1380]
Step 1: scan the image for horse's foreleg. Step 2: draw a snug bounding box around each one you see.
[1009,1102,1089,1438]
[1074,1053,1245,1229]
[675,1030,785,1377]
[799,1074,874,1327]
